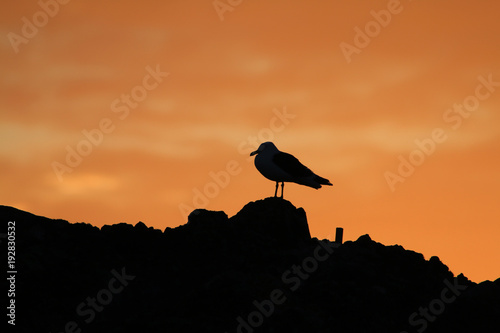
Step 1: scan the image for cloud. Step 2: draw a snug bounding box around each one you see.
[53,173,120,196]
[0,122,77,163]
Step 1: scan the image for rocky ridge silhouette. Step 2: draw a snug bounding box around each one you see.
[2,198,499,333]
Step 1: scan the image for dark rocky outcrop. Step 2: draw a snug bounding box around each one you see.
[1,198,499,333]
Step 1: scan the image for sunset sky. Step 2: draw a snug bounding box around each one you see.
[1,0,499,282]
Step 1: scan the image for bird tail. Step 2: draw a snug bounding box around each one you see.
[315,175,332,186]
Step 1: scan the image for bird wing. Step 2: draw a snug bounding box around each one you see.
[273,152,313,178]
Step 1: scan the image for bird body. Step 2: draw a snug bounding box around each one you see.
[250,142,332,197]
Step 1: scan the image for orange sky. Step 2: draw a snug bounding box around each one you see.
[1,0,499,282]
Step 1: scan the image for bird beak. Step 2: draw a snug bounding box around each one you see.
[250,150,259,156]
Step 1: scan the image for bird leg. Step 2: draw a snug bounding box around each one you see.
[280,182,284,198]
[274,182,279,197]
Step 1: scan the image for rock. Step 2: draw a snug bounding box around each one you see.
[1,202,499,333]
[187,209,228,227]
[230,197,311,248]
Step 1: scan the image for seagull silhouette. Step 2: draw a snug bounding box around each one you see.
[250,142,332,198]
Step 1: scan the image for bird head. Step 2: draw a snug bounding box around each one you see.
[250,142,277,156]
